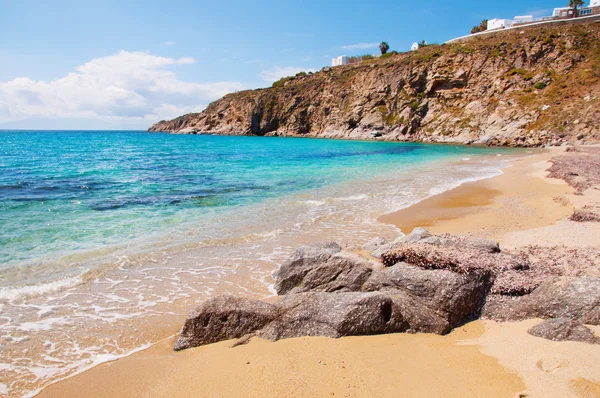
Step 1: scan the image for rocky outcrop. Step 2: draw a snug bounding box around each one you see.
[528,318,599,344]
[175,229,600,351]
[150,22,600,147]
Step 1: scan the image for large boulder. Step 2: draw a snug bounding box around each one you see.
[274,242,342,294]
[363,262,492,329]
[257,292,409,341]
[282,252,376,294]
[484,277,600,324]
[528,318,599,344]
[522,277,600,324]
[174,296,278,351]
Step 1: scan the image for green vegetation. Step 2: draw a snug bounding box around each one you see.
[505,68,534,81]
[272,76,295,88]
[381,51,399,59]
[347,54,375,64]
[379,41,390,55]
[534,82,547,90]
[471,19,488,34]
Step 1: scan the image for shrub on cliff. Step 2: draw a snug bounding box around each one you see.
[379,41,390,55]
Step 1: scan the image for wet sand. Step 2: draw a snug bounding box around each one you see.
[379,149,574,243]
[38,147,600,398]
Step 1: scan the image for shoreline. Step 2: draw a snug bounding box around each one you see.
[378,148,574,245]
[37,146,600,397]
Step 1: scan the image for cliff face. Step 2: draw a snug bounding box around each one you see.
[149,21,600,147]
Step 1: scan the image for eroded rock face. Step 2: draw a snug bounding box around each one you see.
[149,23,600,147]
[174,296,278,351]
[528,318,599,344]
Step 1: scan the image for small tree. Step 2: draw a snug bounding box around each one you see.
[569,0,584,15]
[379,41,390,55]
[471,19,488,34]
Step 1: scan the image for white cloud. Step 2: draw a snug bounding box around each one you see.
[0,51,244,127]
[164,41,176,46]
[341,42,379,50]
[260,66,317,82]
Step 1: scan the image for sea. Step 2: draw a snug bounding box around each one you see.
[0,130,524,397]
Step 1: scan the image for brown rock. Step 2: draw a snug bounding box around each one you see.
[174,296,278,351]
[528,318,599,344]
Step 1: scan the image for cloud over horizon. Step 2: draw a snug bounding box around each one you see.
[0,51,244,128]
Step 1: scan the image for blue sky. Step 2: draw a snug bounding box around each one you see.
[0,0,579,129]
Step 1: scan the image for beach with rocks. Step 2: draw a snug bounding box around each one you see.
[38,146,600,398]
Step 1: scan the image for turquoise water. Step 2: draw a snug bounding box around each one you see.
[1,131,504,272]
[0,130,521,397]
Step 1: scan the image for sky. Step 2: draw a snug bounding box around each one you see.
[0,0,580,130]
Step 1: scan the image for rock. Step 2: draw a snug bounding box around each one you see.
[523,277,600,324]
[380,241,525,273]
[363,262,492,329]
[363,237,389,253]
[528,318,599,344]
[398,227,432,244]
[174,296,278,351]
[257,292,409,341]
[484,277,600,324]
[419,234,500,253]
[370,243,394,259]
[274,242,342,295]
[284,252,375,294]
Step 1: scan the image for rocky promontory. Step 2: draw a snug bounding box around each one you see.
[150,21,600,147]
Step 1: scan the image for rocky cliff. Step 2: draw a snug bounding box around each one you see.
[149,20,600,147]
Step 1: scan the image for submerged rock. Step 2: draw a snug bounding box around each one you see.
[528,318,599,344]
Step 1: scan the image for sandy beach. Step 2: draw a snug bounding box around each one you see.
[38,147,600,398]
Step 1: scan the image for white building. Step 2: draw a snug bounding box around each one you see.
[513,15,534,24]
[592,0,600,6]
[411,42,419,51]
[332,56,349,67]
[487,18,514,30]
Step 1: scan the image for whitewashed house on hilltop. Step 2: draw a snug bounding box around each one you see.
[411,42,419,51]
[487,18,514,30]
[332,56,349,67]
